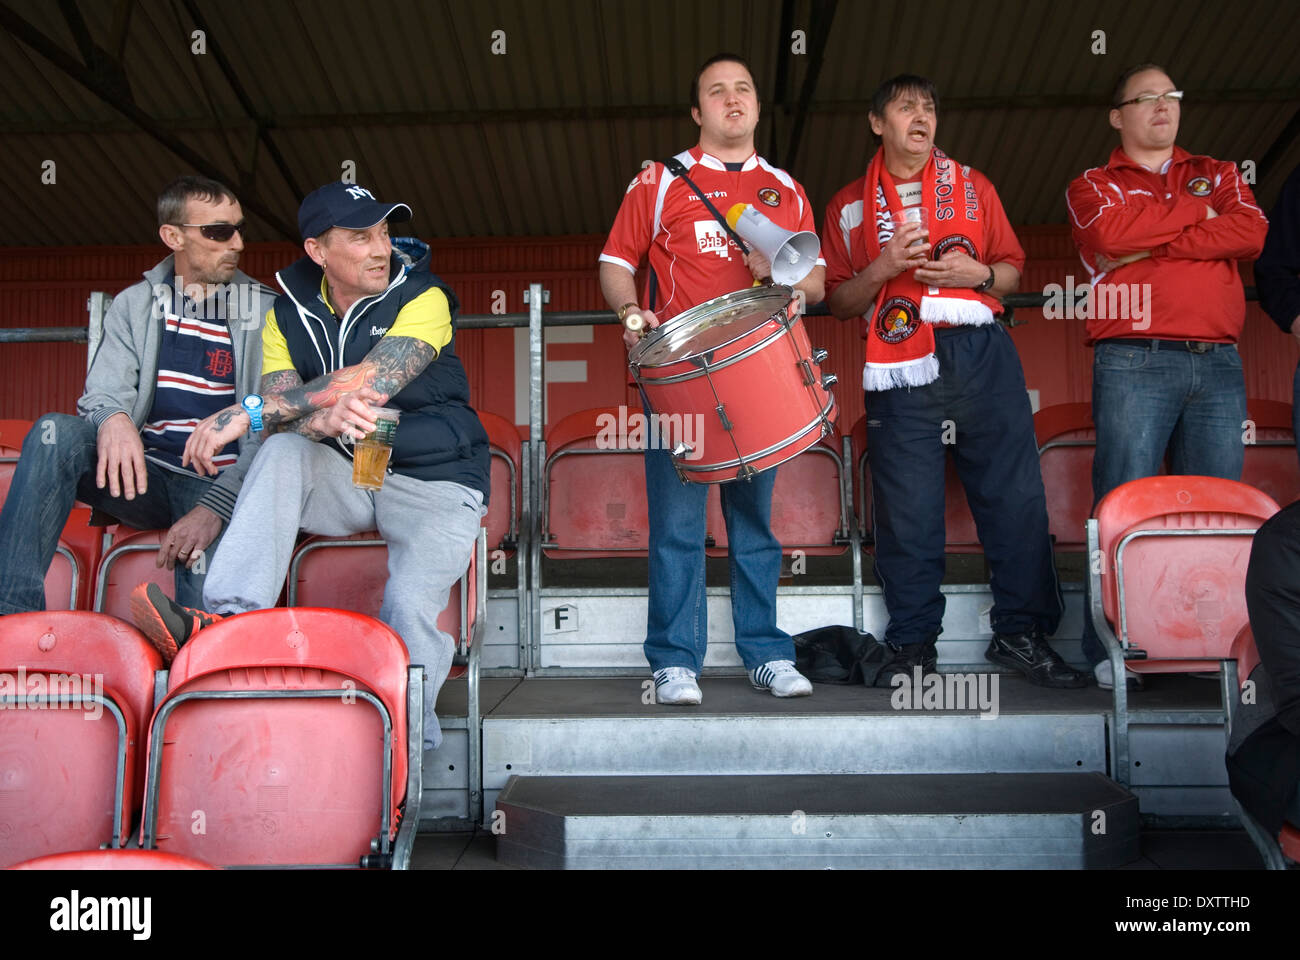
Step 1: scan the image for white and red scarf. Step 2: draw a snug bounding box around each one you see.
[858,146,998,391]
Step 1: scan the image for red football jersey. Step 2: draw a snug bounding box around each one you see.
[600,146,823,319]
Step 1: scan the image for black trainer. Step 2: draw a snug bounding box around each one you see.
[874,637,939,688]
[985,630,1088,689]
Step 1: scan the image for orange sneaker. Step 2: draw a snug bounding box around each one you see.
[129,582,224,664]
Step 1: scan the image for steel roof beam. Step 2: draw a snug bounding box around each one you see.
[0,1,298,240]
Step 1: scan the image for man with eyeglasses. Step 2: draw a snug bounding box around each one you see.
[1066,64,1269,688]
[0,175,272,615]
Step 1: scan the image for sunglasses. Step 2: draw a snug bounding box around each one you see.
[1115,90,1184,108]
[175,221,247,242]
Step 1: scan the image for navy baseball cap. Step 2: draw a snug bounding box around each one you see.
[298,181,412,241]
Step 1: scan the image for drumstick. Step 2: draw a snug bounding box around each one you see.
[624,311,646,336]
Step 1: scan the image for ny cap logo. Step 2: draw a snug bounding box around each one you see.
[345,186,376,201]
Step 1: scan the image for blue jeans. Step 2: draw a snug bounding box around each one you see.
[1081,340,1247,663]
[0,413,220,614]
[866,323,1062,647]
[642,445,792,674]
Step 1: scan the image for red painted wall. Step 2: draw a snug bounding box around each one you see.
[1,228,1294,435]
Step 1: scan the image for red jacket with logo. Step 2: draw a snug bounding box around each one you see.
[1066,146,1268,344]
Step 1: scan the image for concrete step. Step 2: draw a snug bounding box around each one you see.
[494,772,1140,869]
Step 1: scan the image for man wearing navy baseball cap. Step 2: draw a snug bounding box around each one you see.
[131,180,491,752]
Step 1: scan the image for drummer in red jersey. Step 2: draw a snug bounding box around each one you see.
[598,53,826,705]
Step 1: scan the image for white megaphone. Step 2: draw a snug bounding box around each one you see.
[726,203,821,286]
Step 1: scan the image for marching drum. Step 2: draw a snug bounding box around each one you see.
[628,285,837,483]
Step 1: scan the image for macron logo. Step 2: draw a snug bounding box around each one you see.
[370,325,390,337]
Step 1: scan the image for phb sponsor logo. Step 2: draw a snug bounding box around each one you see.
[695,220,734,260]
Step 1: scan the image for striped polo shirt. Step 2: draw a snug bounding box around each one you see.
[142,283,238,474]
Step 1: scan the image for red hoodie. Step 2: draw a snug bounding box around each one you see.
[1066,146,1268,345]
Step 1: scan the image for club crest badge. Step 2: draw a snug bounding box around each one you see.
[1187,176,1212,197]
[876,296,921,344]
[757,187,781,207]
[932,235,978,259]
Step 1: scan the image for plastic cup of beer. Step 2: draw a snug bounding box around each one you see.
[352,407,400,491]
[893,207,929,246]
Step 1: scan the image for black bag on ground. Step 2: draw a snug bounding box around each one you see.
[793,625,890,687]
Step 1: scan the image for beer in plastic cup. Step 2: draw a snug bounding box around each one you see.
[893,207,929,246]
[352,406,400,490]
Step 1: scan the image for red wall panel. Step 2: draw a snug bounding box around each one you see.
[2,229,1295,437]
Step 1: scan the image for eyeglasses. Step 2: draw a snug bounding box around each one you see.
[1115,90,1184,108]
[174,221,247,242]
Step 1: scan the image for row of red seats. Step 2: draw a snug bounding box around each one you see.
[0,607,423,869]
[0,413,521,610]
[539,400,1300,559]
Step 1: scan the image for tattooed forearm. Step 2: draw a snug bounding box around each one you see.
[288,407,332,441]
[259,336,435,427]
[365,336,435,397]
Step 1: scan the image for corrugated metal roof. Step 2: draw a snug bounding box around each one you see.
[1,0,1297,245]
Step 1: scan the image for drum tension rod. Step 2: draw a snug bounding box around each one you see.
[798,359,816,387]
[715,403,733,431]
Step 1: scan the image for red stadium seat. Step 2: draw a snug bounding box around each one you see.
[93,528,169,620]
[287,526,487,821]
[543,406,649,558]
[0,612,161,867]
[140,607,421,869]
[0,419,32,507]
[848,414,981,554]
[705,430,849,557]
[1088,476,1279,786]
[10,849,216,870]
[1034,402,1095,552]
[478,410,522,555]
[1242,398,1300,508]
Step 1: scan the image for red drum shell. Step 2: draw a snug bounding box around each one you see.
[630,287,836,483]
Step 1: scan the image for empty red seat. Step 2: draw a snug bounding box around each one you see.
[543,406,649,558]
[10,849,216,870]
[1034,402,1095,552]
[140,608,419,868]
[1242,398,1300,508]
[0,419,32,507]
[848,414,981,554]
[93,528,169,620]
[1089,476,1279,785]
[0,612,161,867]
[288,527,487,823]
[478,410,522,555]
[705,431,848,556]
[288,531,470,659]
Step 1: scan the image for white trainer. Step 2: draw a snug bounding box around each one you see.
[652,667,702,705]
[749,659,813,698]
[1094,659,1144,691]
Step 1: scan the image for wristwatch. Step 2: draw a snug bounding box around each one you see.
[974,266,996,293]
[616,302,640,323]
[241,394,264,431]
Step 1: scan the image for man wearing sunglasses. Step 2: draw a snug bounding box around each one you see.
[130,181,490,751]
[1066,64,1269,688]
[0,175,272,616]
